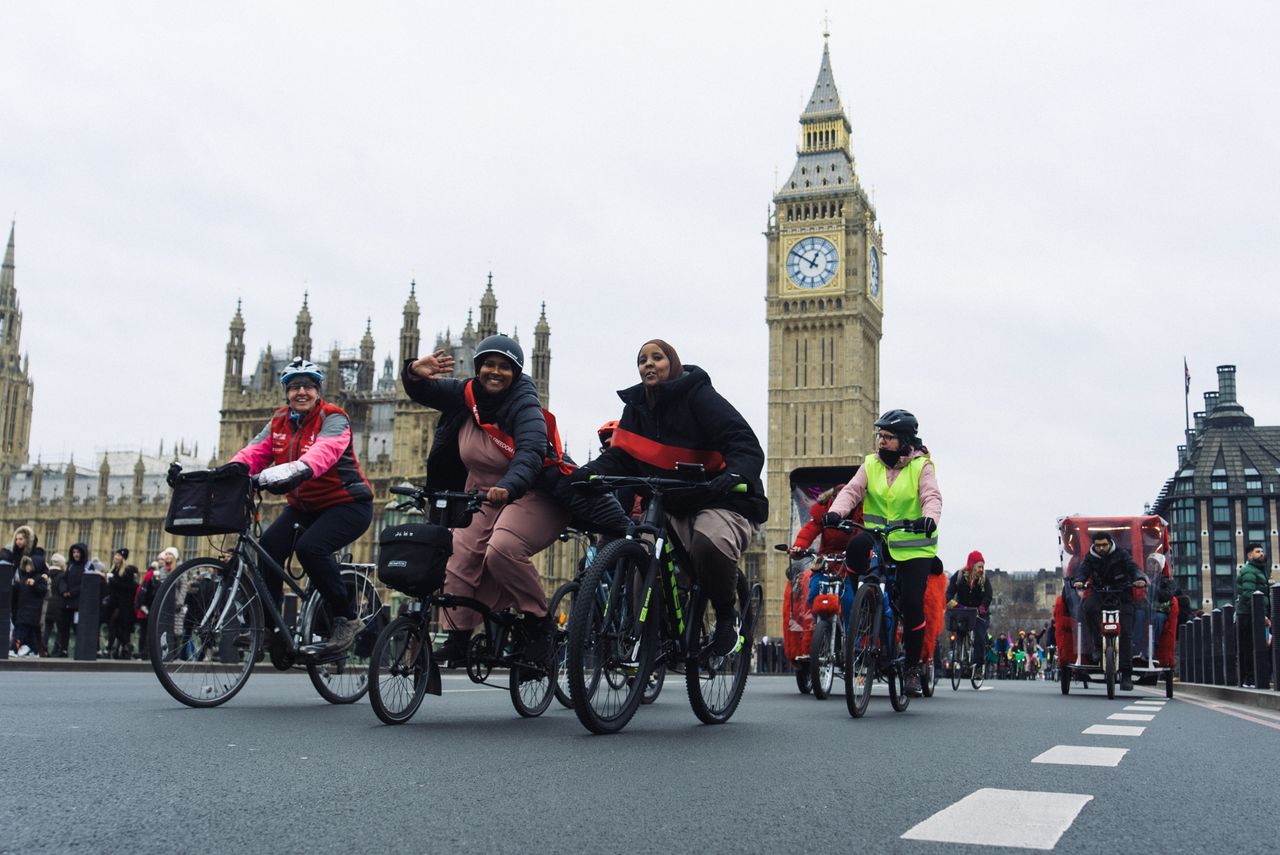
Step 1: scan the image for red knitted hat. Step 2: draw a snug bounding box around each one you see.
[966,550,985,568]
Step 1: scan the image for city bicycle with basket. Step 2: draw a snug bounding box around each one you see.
[565,470,764,734]
[151,464,381,708]
[366,484,559,724]
[842,518,932,718]
[945,605,985,691]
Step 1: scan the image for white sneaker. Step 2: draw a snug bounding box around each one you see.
[16,644,30,656]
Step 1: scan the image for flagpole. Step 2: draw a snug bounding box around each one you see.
[1183,357,1192,451]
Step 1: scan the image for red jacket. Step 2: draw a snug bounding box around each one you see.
[793,498,858,555]
[233,400,372,512]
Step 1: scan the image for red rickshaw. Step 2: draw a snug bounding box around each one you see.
[1054,515,1177,699]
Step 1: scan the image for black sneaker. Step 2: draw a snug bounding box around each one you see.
[904,666,923,697]
[433,630,471,667]
[710,606,740,657]
[520,614,554,663]
[1120,675,1134,691]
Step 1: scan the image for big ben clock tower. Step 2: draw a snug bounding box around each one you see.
[763,34,884,634]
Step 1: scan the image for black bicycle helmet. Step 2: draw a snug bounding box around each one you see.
[874,409,918,439]
[473,334,524,375]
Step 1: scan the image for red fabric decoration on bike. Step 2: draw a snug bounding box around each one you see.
[608,426,726,473]
[811,593,842,617]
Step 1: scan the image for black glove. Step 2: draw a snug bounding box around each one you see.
[166,462,183,488]
[821,511,842,529]
[912,517,937,536]
[567,468,596,488]
[706,472,741,495]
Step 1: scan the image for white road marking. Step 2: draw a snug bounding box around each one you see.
[1083,724,1145,736]
[901,788,1093,850]
[1107,713,1155,721]
[1134,699,1166,705]
[1031,745,1128,767]
[1123,705,1157,711]
[977,685,994,691]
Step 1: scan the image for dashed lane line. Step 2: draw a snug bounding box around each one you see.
[901,788,1093,850]
[1122,705,1157,712]
[1107,712,1155,721]
[1083,724,1145,736]
[1031,745,1128,767]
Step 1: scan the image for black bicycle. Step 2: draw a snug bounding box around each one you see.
[150,469,381,708]
[565,472,763,734]
[366,485,559,725]
[946,606,985,691]
[842,519,930,718]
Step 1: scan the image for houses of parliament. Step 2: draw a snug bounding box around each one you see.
[0,34,885,634]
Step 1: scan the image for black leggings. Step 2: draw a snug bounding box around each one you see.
[258,501,372,620]
[844,531,934,665]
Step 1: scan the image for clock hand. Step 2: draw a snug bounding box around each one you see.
[806,252,821,269]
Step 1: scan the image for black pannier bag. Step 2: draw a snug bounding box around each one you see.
[377,524,453,597]
[947,607,978,634]
[165,465,253,536]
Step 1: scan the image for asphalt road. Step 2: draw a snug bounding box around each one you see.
[2,669,1276,854]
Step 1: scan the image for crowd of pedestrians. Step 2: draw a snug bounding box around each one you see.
[5,524,181,659]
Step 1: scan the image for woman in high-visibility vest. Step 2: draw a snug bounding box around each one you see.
[823,409,942,698]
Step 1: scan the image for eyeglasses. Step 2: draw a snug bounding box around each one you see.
[286,382,318,392]
[875,432,898,443]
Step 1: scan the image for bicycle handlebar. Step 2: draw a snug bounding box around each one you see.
[573,473,749,494]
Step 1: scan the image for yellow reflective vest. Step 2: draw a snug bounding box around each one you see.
[862,454,939,561]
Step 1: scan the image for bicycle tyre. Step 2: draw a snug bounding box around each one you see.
[549,580,578,709]
[641,661,667,705]
[303,568,381,704]
[795,666,813,694]
[566,538,654,734]
[510,653,556,718]
[970,636,986,690]
[888,642,911,712]
[844,584,880,718]
[921,650,936,698]
[1060,664,1071,694]
[149,557,263,708]
[809,618,835,700]
[368,615,429,725]
[949,643,961,691]
[1104,637,1117,700]
[686,572,753,725]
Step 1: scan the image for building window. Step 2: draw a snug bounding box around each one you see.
[1211,498,1230,525]
[184,535,199,557]
[79,524,93,550]
[1245,496,1265,524]
[44,521,59,553]
[1211,467,1227,491]
[1245,467,1262,491]
[147,523,162,558]
[112,523,126,551]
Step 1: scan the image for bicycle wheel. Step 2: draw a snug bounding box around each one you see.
[921,650,937,698]
[969,636,986,690]
[566,538,655,734]
[1104,637,1117,699]
[302,568,381,704]
[641,660,667,704]
[888,639,911,712]
[795,665,813,695]
[686,572,753,725]
[843,584,880,718]
[809,618,835,699]
[368,615,429,725]
[949,643,961,691]
[549,580,578,709]
[149,557,263,708]
[509,653,556,718]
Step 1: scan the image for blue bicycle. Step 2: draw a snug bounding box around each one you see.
[841,518,928,717]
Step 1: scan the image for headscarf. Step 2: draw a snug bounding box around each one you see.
[639,339,684,407]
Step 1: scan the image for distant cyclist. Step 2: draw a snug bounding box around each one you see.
[946,550,992,665]
[230,357,373,654]
[823,409,942,697]
[1071,531,1145,691]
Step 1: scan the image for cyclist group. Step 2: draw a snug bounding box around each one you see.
[224,336,769,673]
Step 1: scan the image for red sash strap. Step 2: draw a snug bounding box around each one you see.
[609,426,726,473]
[464,381,574,476]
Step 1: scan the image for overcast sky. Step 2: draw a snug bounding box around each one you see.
[3,2,1277,572]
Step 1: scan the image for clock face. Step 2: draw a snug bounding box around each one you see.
[786,236,839,289]
[869,245,881,298]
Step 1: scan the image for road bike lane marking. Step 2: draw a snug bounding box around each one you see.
[1082,724,1145,736]
[1031,745,1128,767]
[901,788,1092,850]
